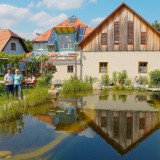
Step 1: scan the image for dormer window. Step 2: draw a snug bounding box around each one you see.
[11,43,16,50]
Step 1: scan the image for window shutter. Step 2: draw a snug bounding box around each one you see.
[101,33,107,45]
[128,21,134,44]
[114,22,120,44]
[141,32,147,44]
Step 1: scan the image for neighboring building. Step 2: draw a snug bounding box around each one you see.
[31,15,94,81]
[0,29,28,73]
[79,3,160,80]
[0,29,28,54]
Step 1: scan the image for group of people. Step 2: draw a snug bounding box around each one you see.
[4,68,36,99]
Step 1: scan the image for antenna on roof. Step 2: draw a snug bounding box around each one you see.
[36,33,41,36]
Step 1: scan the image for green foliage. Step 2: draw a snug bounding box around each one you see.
[149,69,160,87]
[62,75,92,93]
[0,52,26,73]
[0,86,49,122]
[101,74,110,86]
[138,75,148,85]
[112,71,118,85]
[84,75,98,84]
[124,78,131,86]
[118,70,128,85]
[23,39,33,52]
[152,20,160,31]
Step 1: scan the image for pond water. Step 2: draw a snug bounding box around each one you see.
[0,90,160,160]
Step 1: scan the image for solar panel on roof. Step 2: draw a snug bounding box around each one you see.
[79,28,86,35]
[78,35,84,42]
[51,30,55,36]
[48,36,55,44]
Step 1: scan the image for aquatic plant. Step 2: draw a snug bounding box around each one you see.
[62,75,92,93]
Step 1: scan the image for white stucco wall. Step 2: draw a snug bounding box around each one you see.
[3,37,25,54]
[82,52,160,80]
[53,65,81,81]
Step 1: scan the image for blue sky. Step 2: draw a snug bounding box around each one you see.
[0,0,159,40]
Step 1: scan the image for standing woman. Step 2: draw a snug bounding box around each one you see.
[14,69,23,99]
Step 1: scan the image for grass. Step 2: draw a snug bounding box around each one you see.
[0,86,49,122]
[0,76,3,81]
[62,76,92,93]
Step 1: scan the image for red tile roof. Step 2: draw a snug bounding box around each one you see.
[0,29,19,52]
[84,27,95,38]
[32,28,53,42]
[32,17,94,42]
[57,17,87,28]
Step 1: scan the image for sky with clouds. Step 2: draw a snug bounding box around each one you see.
[0,0,160,40]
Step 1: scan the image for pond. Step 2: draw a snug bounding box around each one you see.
[0,90,160,160]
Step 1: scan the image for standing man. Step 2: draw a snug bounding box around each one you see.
[14,69,23,100]
[4,68,14,98]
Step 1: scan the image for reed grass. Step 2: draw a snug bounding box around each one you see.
[0,86,49,122]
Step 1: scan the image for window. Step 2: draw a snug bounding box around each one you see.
[139,118,145,129]
[127,117,133,139]
[141,32,147,44]
[101,117,107,127]
[58,33,75,50]
[128,21,134,44]
[114,22,120,44]
[138,62,148,73]
[101,33,107,45]
[113,117,119,138]
[99,62,108,73]
[11,43,16,50]
[67,66,74,73]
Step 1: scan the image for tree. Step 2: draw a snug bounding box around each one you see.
[23,39,33,52]
[152,20,160,32]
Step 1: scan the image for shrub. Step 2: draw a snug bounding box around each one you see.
[138,75,148,85]
[112,71,117,85]
[150,69,160,87]
[62,75,92,92]
[118,70,127,85]
[124,78,131,86]
[101,74,110,86]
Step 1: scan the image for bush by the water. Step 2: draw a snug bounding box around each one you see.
[62,75,92,92]
[149,69,160,87]
[101,74,110,86]
[138,75,148,85]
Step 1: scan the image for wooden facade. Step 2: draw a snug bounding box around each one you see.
[79,3,160,52]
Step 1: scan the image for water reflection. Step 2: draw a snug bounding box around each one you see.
[0,91,160,159]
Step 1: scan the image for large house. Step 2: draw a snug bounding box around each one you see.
[0,29,28,54]
[78,3,160,81]
[31,15,94,81]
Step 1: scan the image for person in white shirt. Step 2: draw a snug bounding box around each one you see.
[4,68,14,98]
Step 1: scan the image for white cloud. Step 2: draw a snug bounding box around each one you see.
[89,0,97,3]
[90,17,105,26]
[30,11,68,27]
[31,0,84,10]
[0,4,30,28]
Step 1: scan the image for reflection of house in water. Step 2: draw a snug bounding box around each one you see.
[49,97,86,133]
[80,93,160,154]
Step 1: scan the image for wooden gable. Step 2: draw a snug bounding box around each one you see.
[79,3,160,52]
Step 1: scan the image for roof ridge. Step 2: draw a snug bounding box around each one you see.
[79,2,160,46]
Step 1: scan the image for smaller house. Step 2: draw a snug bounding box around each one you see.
[0,29,28,74]
[0,29,28,54]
